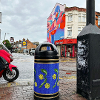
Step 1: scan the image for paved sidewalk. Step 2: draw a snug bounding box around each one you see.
[0,80,86,100]
[0,58,87,100]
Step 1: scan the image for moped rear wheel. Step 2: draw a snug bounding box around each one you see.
[3,67,19,82]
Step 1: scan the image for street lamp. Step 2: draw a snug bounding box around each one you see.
[4,33,9,40]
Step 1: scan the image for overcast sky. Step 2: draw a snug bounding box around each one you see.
[0,0,100,43]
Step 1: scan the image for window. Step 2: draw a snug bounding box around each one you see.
[78,16,81,22]
[68,27,72,37]
[68,13,72,22]
[78,26,85,35]
[78,13,81,22]
[78,27,81,34]
[82,27,84,29]
[98,16,100,26]
[78,13,86,22]
[82,14,85,22]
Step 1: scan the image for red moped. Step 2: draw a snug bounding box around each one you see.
[0,43,19,82]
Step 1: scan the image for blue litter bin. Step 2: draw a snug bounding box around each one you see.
[34,42,59,100]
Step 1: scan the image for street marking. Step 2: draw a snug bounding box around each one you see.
[1,76,76,88]
[7,83,11,87]
[6,82,20,87]
[16,82,19,86]
[60,60,76,62]
[60,60,68,62]
[59,77,63,79]
[66,73,71,74]
[59,76,76,80]
[68,76,76,79]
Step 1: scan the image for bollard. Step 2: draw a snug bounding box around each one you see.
[34,42,59,100]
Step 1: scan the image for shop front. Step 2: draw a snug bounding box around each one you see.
[55,39,77,58]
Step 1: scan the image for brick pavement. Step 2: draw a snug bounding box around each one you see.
[0,81,86,100]
[0,58,87,100]
[0,85,34,100]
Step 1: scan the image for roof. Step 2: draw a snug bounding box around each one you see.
[65,6,86,12]
[65,6,100,14]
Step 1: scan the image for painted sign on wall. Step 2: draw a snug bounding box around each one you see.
[47,3,66,44]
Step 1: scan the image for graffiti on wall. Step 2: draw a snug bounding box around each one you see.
[47,3,66,44]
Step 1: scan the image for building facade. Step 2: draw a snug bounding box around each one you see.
[0,12,2,41]
[14,38,37,53]
[47,3,66,44]
[47,3,100,57]
[64,7,86,39]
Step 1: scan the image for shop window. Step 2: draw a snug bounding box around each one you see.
[68,27,72,37]
[68,13,72,22]
[67,46,72,57]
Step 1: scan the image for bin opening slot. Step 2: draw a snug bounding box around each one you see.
[39,44,54,51]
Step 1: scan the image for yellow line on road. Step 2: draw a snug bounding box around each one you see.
[16,82,20,86]
[7,83,11,87]
[59,76,76,80]
[7,82,20,87]
[59,77,63,79]
[5,76,75,88]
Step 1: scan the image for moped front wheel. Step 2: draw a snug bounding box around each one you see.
[3,67,19,82]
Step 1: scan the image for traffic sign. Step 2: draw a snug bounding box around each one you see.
[10,37,14,43]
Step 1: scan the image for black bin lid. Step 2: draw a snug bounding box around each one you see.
[35,42,58,56]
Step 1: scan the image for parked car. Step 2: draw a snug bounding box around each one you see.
[29,48,35,55]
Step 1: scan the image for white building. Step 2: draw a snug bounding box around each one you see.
[64,7,86,39]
